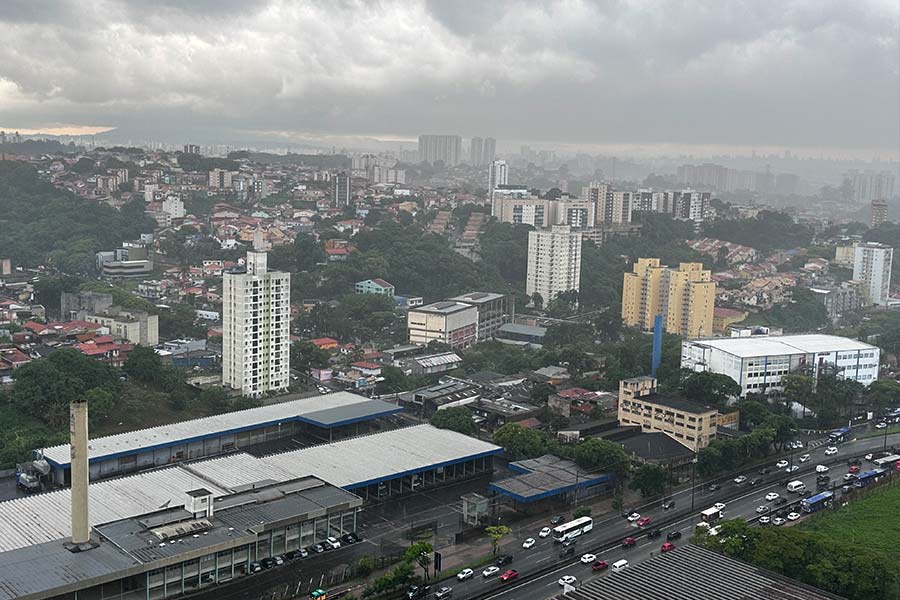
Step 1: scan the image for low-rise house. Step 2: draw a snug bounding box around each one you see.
[355,278,395,296]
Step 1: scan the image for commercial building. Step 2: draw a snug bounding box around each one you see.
[622,258,715,339]
[417,134,462,166]
[400,351,463,375]
[526,225,582,307]
[810,281,863,322]
[681,333,881,396]
[96,247,154,278]
[871,199,889,228]
[844,169,895,206]
[407,301,479,349]
[488,159,508,197]
[450,291,512,340]
[333,171,351,207]
[853,241,893,306]
[355,278,395,296]
[490,455,613,507]
[222,251,291,397]
[85,307,159,346]
[617,376,718,451]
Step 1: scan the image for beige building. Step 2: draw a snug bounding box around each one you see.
[526,225,582,307]
[407,301,479,349]
[86,308,159,346]
[622,258,715,339]
[618,376,718,451]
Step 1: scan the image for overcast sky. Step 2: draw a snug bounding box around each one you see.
[0,0,897,156]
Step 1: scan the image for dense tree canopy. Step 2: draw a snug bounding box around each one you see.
[429,406,477,436]
[679,371,741,408]
[702,210,814,252]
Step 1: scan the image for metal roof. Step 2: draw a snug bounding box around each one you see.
[413,352,462,368]
[490,455,612,503]
[41,392,402,467]
[686,334,877,359]
[567,544,844,599]
[185,424,501,491]
[449,291,506,304]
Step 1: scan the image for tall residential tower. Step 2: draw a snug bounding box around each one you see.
[853,242,893,306]
[526,225,582,307]
[622,258,715,338]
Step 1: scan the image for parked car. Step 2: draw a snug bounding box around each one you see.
[759,516,771,525]
[500,569,518,582]
[787,512,801,521]
[250,562,263,573]
[457,569,474,581]
[661,542,676,552]
[666,531,682,541]
[326,536,342,549]
[876,422,888,429]
[772,517,786,526]
[261,557,278,569]
[312,544,325,553]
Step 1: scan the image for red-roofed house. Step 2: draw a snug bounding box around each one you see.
[325,247,353,262]
[310,337,339,350]
[351,361,382,376]
[77,336,132,367]
[355,279,395,296]
[0,347,31,369]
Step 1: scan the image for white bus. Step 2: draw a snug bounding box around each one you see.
[552,516,594,542]
[700,507,722,523]
[873,454,900,469]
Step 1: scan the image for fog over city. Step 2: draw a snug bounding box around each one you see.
[0,0,897,156]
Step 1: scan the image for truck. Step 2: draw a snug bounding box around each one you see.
[15,458,50,493]
[700,506,722,523]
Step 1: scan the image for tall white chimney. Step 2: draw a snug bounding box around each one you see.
[70,399,91,546]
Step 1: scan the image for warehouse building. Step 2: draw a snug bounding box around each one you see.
[681,333,880,396]
[39,392,404,484]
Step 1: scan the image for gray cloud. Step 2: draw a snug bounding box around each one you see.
[0,0,896,153]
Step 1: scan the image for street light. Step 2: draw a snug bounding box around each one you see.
[690,458,698,511]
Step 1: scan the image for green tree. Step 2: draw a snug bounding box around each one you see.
[356,555,376,577]
[484,525,512,555]
[573,506,592,519]
[629,464,667,498]
[199,386,229,411]
[403,541,433,581]
[865,379,900,413]
[123,345,164,384]
[763,414,795,451]
[83,387,116,425]
[573,438,631,482]
[291,340,331,372]
[492,423,548,460]
[530,382,555,404]
[679,371,741,408]
[430,407,477,436]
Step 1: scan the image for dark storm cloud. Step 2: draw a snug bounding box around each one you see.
[0,0,896,152]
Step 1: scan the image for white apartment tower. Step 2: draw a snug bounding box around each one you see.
[853,242,893,306]
[488,159,508,196]
[222,252,291,398]
[526,225,583,307]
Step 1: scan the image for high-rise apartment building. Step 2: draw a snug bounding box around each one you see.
[208,169,234,189]
[526,225,582,306]
[582,181,633,224]
[470,137,484,166]
[418,135,462,166]
[488,159,508,196]
[483,138,496,164]
[844,170,896,206]
[871,199,889,228]
[222,252,291,398]
[622,258,715,338]
[333,172,351,207]
[853,242,893,306]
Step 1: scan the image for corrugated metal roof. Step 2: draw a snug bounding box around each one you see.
[688,334,877,359]
[414,352,462,368]
[41,392,400,466]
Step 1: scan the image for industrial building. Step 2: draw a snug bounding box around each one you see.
[39,392,404,484]
[681,333,880,396]
[449,291,512,340]
[490,455,613,507]
[407,301,478,349]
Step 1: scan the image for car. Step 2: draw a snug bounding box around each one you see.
[849,465,861,474]
[776,509,789,519]
[866,453,875,461]
[787,512,801,521]
[825,446,838,456]
[622,537,637,548]
[766,492,780,502]
[799,454,811,463]
[283,550,300,561]
[626,512,641,522]
[667,531,682,541]
[500,569,518,582]
[250,561,263,573]
[539,527,552,538]
[792,440,805,449]
[661,542,676,552]
[773,517,786,526]
[496,555,513,567]
[733,475,747,484]
[636,517,651,527]
[562,538,577,548]
[816,465,829,473]
[482,566,500,578]
[522,538,536,549]
[550,515,565,525]
[407,585,430,600]
[816,473,831,482]
[558,576,577,587]
[321,540,334,551]
[435,587,453,600]
[749,477,762,487]
[559,546,576,558]
[713,502,726,511]
[756,505,770,514]
[261,557,278,569]
[775,460,789,469]
[661,499,675,510]
[312,544,325,553]
[647,529,662,538]
[342,532,360,544]
[876,422,888,429]
[592,560,609,571]
[774,497,788,506]
[326,536,341,549]
[843,473,857,481]
[580,553,596,564]
[708,483,720,492]
[759,516,771,524]
[456,569,474,581]
[785,465,799,473]
[758,467,770,475]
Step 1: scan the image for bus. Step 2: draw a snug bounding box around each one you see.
[700,506,722,523]
[854,468,887,488]
[873,454,900,469]
[828,426,851,444]
[551,516,593,542]
[800,490,833,513]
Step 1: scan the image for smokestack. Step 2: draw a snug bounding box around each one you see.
[69,399,91,547]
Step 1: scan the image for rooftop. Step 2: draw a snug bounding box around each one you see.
[490,454,612,503]
[411,301,476,315]
[686,333,877,358]
[41,392,403,467]
[637,393,716,415]
[448,291,506,304]
[498,323,547,336]
[619,432,696,462]
[410,352,462,368]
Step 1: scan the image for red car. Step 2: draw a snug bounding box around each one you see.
[622,537,637,548]
[636,517,651,527]
[849,465,861,474]
[661,542,676,553]
[592,560,609,571]
[500,569,519,582]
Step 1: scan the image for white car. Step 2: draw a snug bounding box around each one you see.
[765,492,780,501]
[876,422,888,429]
[733,475,747,484]
[786,465,799,473]
[539,527,552,538]
[759,516,771,524]
[708,526,721,536]
[799,454,811,463]
[482,566,500,578]
[865,453,874,461]
[558,576,577,587]
[522,538,535,549]
[756,505,769,513]
[787,512,801,521]
[772,517,786,526]
[580,553,596,564]
[626,512,642,522]
[457,569,474,581]
[816,465,829,473]
[775,460,789,469]
[713,502,726,511]
[326,536,341,549]
[843,473,857,481]
[825,447,838,456]
[792,441,805,449]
